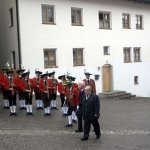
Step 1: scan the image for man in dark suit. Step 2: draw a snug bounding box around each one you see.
[81,85,101,141]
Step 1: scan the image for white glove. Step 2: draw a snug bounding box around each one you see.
[77,106,79,110]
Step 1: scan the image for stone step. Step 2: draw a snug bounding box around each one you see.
[99,90,136,99]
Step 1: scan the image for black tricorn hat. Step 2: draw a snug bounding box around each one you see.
[85,72,92,76]
[41,72,49,78]
[67,76,76,81]
[35,71,42,75]
[17,69,25,74]
[22,72,30,77]
[49,71,55,76]
[58,75,66,80]
[2,68,9,72]
[6,69,15,74]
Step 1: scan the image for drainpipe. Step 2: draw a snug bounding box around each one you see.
[16,0,22,67]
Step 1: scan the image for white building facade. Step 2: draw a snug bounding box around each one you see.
[0,0,150,97]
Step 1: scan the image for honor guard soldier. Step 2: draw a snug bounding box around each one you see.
[0,69,9,109]
[83,72,96,94]
[65,76,79,127]
[39,72,52,116]
[58,75,68,116]
[20,71,34,116]
[16,67,26,109]
[49,71,58,110]
[6,69,18,116]
[32,70,43,110]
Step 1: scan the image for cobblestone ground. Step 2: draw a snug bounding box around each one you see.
[0,94,150,150]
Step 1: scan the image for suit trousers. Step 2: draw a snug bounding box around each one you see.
[83,118,100,138]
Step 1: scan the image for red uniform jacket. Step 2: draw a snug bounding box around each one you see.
[0,74,9,90]
[50,78,58,94]
[19,78,33,93]
[65,83,79,106]
[57,82,66,95]
[32,77,41,93]
[83,79,96,94]
[39,78,52,93]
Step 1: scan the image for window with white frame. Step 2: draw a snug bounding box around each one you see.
[134,76,139,85]
[42,4,55,24]
[9,8,13,27]
[71,7,83,26]
[136,15,143,29]
[44,49,56,68]
[103,46,110,55]
[73,48,84,66]
[99,12,111,29]
[134,47,141,62]
[123,47,131,63]
[122,13,130,29]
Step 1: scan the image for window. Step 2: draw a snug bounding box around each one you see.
[42,4,55,24]
[103,46,110,55]
[122,13,130,29]
[71,7,83,26]
[44,49,56,68]
[134,47,141,62]
[73,48,84,66]
[9,8,13,27]
[136,15,143,29]
[123,47,131,63]
[134,76,139,85]
[99,12,111,29]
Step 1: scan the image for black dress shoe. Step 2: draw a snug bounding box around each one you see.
[96,135,101,139]
[75,130,83,132]
[81,137,88,141]
[4,106,9,109]
[72,120,77,124]
[65,124,73,127]
[29,112,34,116]
[53,107,58,110]
[44,113,48,116]
[13,113,17,116]
[26,112,30,116]
[63,114,68,117]
[9,112,13,116]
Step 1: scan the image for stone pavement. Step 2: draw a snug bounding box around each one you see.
[0,94,150,150]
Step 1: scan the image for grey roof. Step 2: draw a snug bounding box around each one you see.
[128,0,150,4]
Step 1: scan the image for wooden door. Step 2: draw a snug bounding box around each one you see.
[102,64,112,92]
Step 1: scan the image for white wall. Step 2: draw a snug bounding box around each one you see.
[15,0,150,96]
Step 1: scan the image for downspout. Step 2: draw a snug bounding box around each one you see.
[16,0,22,67]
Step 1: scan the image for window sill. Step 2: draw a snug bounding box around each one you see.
[44,66,58,68]
[42,22,56,25]
[104,54,110,55]
[73,64,85,67]
[71,24,83,26]
[123,27,131,29]
[134,60,142,62]
[124,61,132,63]
[99,28,112,30]
[136,28,143,30]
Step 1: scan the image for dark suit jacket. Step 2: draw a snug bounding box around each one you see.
[76,89,85,117]
[82,93,100,120]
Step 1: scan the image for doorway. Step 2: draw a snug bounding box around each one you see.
[102,64,112,92]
